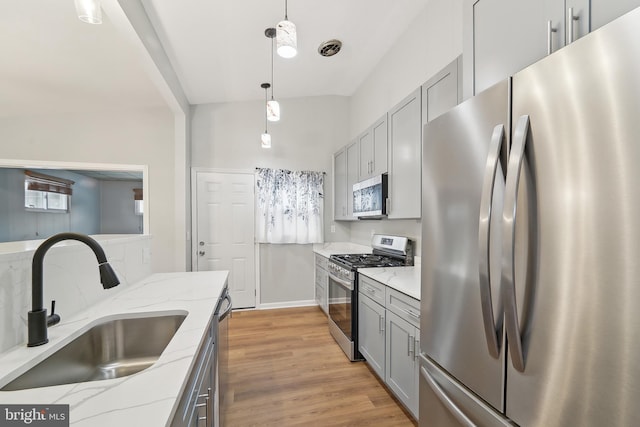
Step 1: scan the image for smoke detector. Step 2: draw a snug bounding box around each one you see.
[318,39,342,57]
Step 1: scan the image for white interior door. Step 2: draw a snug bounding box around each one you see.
[195,171,256,308]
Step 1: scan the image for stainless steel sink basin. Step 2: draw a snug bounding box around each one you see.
[1,313,186,391]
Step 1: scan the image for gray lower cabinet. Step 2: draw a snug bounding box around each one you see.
[172,319,215,427]
[386,310,419,419]
[315,254,329,314]
[358,275,420,420]
[358,293,386,378]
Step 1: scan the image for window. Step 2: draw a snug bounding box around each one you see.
[24,170,73,213]
[133,188,143,216]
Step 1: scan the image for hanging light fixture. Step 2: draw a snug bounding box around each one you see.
[265,28,281,122]
[260,83,272,148]
[74,0,102,24]
[276,0,297,58]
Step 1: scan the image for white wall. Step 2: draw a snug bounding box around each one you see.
[346,0,463,255]
[191,95,351,305]
[100,180,144,234]
[0,107,177,273]
[0,169,102,242]
[349,0,464,136]
[0,235,152,353]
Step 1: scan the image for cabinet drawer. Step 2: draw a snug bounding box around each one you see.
[386,287,420,329]
[315,254,329,271]
[315,266,328,286]
[359,275,386,306]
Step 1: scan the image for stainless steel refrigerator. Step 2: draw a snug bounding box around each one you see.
[419,7,640,427]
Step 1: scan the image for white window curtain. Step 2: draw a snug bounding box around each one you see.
[255,168,324,244]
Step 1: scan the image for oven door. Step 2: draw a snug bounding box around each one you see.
[328,271,353,340]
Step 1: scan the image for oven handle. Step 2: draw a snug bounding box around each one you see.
[329,272,354,291]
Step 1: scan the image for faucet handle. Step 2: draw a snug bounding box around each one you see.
[47,300,61,327]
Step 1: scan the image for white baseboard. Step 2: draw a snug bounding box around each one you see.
[257,299,318,310]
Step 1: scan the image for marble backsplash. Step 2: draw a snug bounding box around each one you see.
[0,235,152,353]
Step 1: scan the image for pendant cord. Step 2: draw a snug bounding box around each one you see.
[284,0,288,20]
[271,37,275,100]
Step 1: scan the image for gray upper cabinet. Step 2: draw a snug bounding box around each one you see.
[388,88,422,219]
[466,0,639,96]
[422,56,462,124]
[472,0,565,95]
[591,0,640,30]
[334,140,359,221]
[358,114,388,181]
[346,141,359,219]
[333,146,347,220]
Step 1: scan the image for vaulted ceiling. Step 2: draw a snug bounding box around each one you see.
[0,0,429,118]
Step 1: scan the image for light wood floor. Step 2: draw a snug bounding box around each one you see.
[225,306,418,427]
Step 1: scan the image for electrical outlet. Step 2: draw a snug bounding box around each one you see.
[330,225,336,233]
[142,247,151,264]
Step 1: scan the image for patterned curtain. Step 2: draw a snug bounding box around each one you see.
[255,168,324,244]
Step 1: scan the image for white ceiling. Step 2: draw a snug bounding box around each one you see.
[0,0,166,118]
[141,0,430,104]
[0,0,429,118]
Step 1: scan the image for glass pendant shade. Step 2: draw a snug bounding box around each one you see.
[267,100,281,122]
[261,133,272,148]
[276,20,297,58]
[75,0,102,24]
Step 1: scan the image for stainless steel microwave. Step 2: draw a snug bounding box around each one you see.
[352,174,388,218]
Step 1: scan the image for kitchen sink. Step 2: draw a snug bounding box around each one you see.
[1,313,186,391]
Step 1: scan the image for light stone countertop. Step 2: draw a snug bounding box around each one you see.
[312,241,371,258]
[0,271,228,427]
[313,241,420,300]
[0,234,151,257]
[358,262,421,301]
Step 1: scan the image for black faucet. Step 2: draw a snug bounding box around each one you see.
[27,232,120,347]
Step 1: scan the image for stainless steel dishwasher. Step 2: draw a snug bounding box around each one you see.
[214,286,232,427]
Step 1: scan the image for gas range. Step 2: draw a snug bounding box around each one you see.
[327,234,413,362]
[330,253,408,269]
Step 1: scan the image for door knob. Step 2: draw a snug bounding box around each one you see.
[199,241,205,246]
[199,251,205,256]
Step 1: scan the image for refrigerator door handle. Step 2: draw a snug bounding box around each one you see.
[502,115,530,373]
[478,124,505,359]
[420,364,476,427]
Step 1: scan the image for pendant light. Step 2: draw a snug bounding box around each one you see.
[260,83,272,148]
[276,0,297,58]
[265,28,281,122]
[74,0,102,24]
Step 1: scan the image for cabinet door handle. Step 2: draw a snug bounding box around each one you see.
[197,394,211,425]
[568,7,579,44]
[379,314,385,333]
[408,335,414,356]
[403,308,420,320]
[414,338,420,360]
[547,20,557,55]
